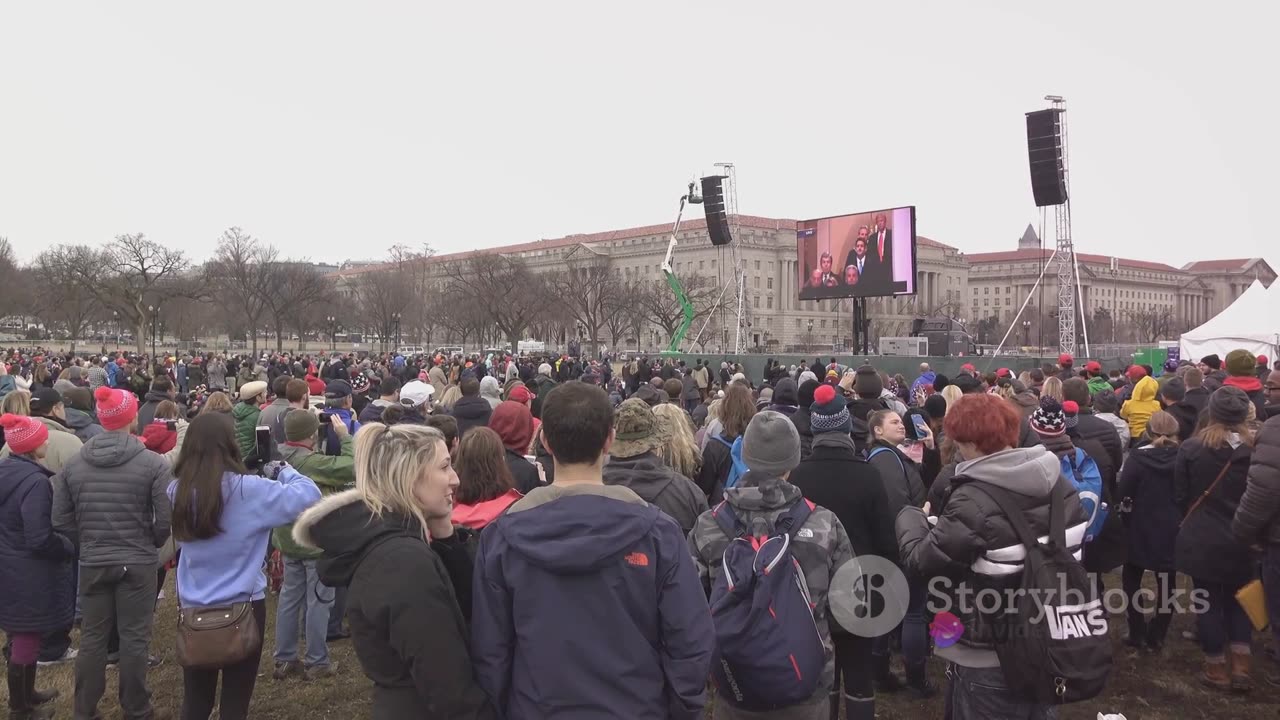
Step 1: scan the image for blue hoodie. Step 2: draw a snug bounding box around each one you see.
[168,467,320,607]
[471,484,714,720]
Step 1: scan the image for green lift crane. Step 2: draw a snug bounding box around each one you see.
[661,184,699,354]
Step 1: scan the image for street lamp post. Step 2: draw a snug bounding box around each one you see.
[1022,320,1031,348]
[327,316,336,351]
[392,312,402,349]
[806,319,814,354]
[111,310,119,348]
[148,305,157,357]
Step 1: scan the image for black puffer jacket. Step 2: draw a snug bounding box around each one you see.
[897,447,1087,666]
[450,395,493,438]
[1118,443,1181,571]
[868,440,926,518]
[1233,415,1280,546]
[1073,410,1123,474]
[603,452,708,535]
[791,433,898,564]
[296,491,495,720]
[1175,438,1254,585]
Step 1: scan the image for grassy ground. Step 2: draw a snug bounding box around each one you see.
[16,573,1280,719]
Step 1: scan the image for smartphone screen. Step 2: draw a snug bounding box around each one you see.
[166,420,177,432]
[911,413,930,438]
[255,426,273,463]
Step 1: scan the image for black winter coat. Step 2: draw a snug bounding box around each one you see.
[1233,415,1280,547]
[789,408,815,461]
[1175,438,1254,585]
[504,450,542,496]
[0,456,75,633]
[300,492,495,720]
[1166,400,1202,443]
[790,436,898,564]
[695,432,736,503]
[450,396,493,438]
[1117,444,1181,570]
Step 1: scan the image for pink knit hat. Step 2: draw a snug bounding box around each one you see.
[94,386,139,431]
[0,413,48,455]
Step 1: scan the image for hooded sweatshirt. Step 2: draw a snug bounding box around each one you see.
[1120,376,1161,439]
[140,420,177,454]
[472,483,715,720]
[479,376,502,410]
[62,407,104,443]
[603,451,709,535]
[450,394,493,438]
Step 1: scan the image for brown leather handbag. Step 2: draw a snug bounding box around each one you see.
[175,600,261,670]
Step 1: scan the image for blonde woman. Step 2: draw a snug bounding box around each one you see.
[940,384,962,412]
[652,403,700,480]
[437,385,463,413]
[199,391,235,417]
[1041,376,1064,402]
[293,423,494,719]
[1,389,31,416]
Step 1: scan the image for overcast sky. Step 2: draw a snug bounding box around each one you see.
[3,2,1276,271]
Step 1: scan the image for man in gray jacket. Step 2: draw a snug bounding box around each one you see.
[52,386,172,720]
[602,399,708,534]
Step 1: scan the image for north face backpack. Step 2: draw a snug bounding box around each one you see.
[708,500,826,711]
[712,434,750,491]
[968,480,1112,704]
[1060,448,1108,543]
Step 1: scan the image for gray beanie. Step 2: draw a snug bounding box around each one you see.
[1209,386,1251,425]
[741,410,801,477]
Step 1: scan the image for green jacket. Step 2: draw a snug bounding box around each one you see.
[1086,376,1112,397]
[272,437,356,558]
[232,401,262,461]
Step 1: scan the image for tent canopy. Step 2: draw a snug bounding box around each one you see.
[1180,279,1279,361]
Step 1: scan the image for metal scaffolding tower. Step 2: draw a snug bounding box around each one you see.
[1046,96,1088,356]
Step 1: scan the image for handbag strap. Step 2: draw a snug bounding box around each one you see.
[1181,459,1234,527]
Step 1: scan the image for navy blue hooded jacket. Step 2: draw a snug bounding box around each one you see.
[471,484,714,720]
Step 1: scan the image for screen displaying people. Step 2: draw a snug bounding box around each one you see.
[796,206,915,300]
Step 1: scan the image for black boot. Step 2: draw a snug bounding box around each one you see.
[844,693,876,720]
[6,663,55,719]
[25,663,58,706]
[873,653,904,693]
[905,660,938,698]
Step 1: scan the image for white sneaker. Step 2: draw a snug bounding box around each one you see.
[37,648,79,666]
[157,589,166,600]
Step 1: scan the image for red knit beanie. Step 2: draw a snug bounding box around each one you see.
[1,413,48,455]
[95,386,139,431]
[507,385,532,406]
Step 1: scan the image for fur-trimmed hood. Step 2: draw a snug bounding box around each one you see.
[293,489,427,588]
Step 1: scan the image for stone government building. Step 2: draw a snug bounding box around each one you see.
[336,216,1273,353]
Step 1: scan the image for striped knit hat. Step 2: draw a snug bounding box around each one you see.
[0,413,48,455]
[810,384,852,434]
[94,386,139,431]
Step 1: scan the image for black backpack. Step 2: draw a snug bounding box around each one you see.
[967,480,1112,704]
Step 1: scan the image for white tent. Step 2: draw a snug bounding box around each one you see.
[1180,279,1280,361]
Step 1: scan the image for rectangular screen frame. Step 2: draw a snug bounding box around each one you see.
[795,205,918,301]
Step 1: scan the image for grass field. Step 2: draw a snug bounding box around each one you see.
[16,573,1280,719]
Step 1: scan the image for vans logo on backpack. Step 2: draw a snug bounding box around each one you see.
[1044,599,1108,640]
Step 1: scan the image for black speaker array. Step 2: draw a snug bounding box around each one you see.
[1025,109,1067,207]
[701,175,733,246]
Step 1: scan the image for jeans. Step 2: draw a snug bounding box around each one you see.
[75,563,158,720]
[944,663,1057,720]
[872,577,929,668]
[273,557,334,668]
[328,586,348,637]
[181,600,267,720]
[1195,578,1253,656]
[1121,564,1176,647]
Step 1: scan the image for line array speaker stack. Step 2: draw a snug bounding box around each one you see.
[1025,109,1067,207]
[701,175,733,246]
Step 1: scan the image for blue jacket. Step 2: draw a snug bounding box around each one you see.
[168,467,320,607]
[471,484,714,720]
[0,456,75,632]
[323,407,359,456]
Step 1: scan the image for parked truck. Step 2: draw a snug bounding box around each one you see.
[910,317,978,357]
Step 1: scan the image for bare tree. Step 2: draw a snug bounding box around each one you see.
[71,234,193,354]
[209,227,278,356]
[265,263,330,351]
[639,273,717,350]
[543,254,619,357]
[0,238,29,322]
[31,245,103,352]
[1127,306,1176,343]
[441,255,544,354]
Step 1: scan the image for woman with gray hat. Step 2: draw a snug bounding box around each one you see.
[1175,385,1258,693]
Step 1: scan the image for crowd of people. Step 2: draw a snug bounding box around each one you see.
[1,343,1279,719]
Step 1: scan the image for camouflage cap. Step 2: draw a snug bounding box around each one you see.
[612,398,660,458]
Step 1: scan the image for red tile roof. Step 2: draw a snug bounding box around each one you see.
[334,216,954,277]
[1182,259,1254,272]
[965,249,1180,273]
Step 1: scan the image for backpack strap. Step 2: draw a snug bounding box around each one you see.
[773,500,813,540]
[868,446,907,477]
[968,481,1067,550]
[713,434,734,450]
[712,501,746,539]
